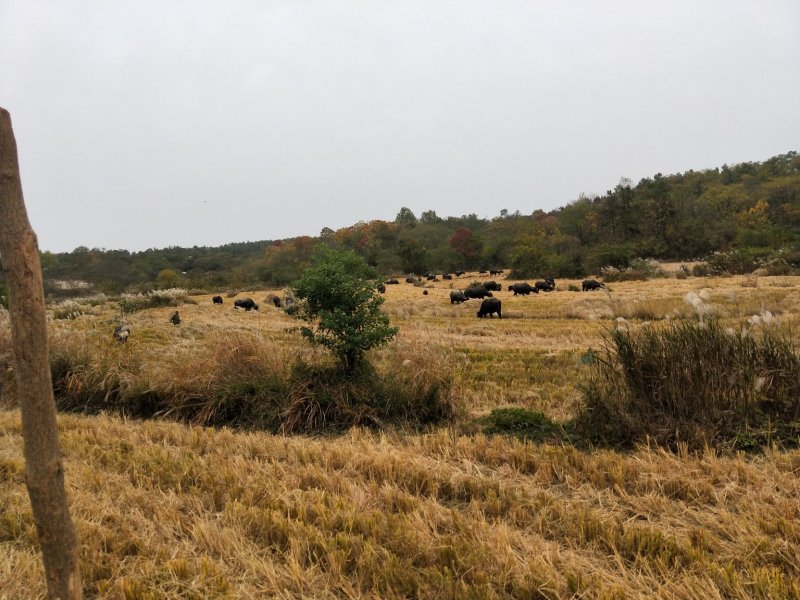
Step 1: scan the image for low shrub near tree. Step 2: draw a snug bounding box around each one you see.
[577,319,800,449]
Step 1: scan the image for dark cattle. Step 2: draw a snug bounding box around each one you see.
[426,274,438,281]
[442,274,453,280]
[535,280,555,292]
[113,325,130,343]
[508,282,538,296]
[477,298,502,319]
[377,284,386,294]
[234,298,259,311]
[212,295,223,305]
[169,311,181,325]
[271,295,282,307]
[454,270,465,277]
[405,277,418,284]
[385,279,400,285]
[489,269,501,276]
[450,290,468,304]
[484,281,502,291]
[464,285,493,300]
[423,290,428,295]
[479,270,488,274]
[582,279,605,291]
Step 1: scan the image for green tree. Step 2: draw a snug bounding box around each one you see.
[395,207,418,227]
[155,268,179,289]
[291,247,398,373]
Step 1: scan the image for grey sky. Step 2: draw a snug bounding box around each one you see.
[2,1,798,253]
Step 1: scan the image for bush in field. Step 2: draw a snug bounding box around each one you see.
[119,288,189,314]
[601,258,665,282]
[291,246,398,373]
[577,319,800,449]
[44,331,461,432]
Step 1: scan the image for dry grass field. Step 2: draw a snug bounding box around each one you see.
[1,272,800,598]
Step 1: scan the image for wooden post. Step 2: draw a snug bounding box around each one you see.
[0,108,81,599]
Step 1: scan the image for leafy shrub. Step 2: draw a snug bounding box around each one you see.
[291,246,397,373]
[705,248,771,275]
[577,319,800,449]
[602,258,665,282]
[119,288,189,314]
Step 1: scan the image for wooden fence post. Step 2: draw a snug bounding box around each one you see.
[0,107,81,599]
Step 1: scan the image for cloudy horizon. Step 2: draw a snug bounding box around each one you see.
[2,1,798,253]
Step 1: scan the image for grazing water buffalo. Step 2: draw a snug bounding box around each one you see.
[405,276,419,284]
[450,290,468,304]
[489,269,504,276]
[270,295,282,307]
[582,279,605,291]
[169,311,181,325]
[454,270,465,277]
[508,282,538,296]
[113,325,130,342]
[477,297,502,318]
[385,279,400,285]
[484,281,502,291]
[212,295,223,304]
[234,298,259,311]
[442,274,453,280]
[464,285,494,300]
[377,284,386,294]
[535,279,555,292]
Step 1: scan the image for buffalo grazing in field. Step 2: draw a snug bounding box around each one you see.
[405,276,418,284]
[385,279,400,285]
[582,279,605,291]
[484,281,502,291]
[169,311,181,325]
[234,298,259,311]
[489,269,504,275]
[212,295,223,304]
[535,279,555,292]
[377,284,386,294]
[464,285,493,299]
[450,290,468,304]
[269,295,282,307]
[508,282,538,296]
[442,274,453,280]
[454,270,465,277]
[477,298,502,318]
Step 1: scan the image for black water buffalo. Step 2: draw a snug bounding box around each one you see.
[477,298,502,318]
[426,274,438,281]
[269,295,282,307]
[450,290,468,304]
[464,285,494,299]
[169,311,181,325]
[484,281,502,291]
[582,279,605,291]
[454,270,465,277]
[405,276,418,284]
[385,279,400,285]
[113,325,130,343]
[212,295,223,304]
[508,282,538,296]
[489,269,504,276]
[535,280,555,292]
[377,284,386,294]
[442,274,453,280]
[234,298,259,311]
[423,290,428,295]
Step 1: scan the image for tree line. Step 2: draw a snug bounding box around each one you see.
[4,151,797,299]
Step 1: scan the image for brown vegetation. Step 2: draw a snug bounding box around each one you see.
[1,272,800,597]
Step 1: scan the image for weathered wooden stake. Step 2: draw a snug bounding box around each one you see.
[0,107,81,599]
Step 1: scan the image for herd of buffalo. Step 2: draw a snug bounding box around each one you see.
[113,271,606,342]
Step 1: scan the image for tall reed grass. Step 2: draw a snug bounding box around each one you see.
[578,319,800,448]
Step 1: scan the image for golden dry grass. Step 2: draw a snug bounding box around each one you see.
[1,272,800,597]
[1,412,799,599]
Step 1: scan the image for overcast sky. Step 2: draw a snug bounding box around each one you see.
[2,1,798,253]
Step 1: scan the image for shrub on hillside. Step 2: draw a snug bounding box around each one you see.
[119,288,190,313]
[601,258,665,282]
[577,319,800,449]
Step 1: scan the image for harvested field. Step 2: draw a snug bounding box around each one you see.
[1,272,800,598]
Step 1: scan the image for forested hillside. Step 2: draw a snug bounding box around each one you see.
[6,151,799,298]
